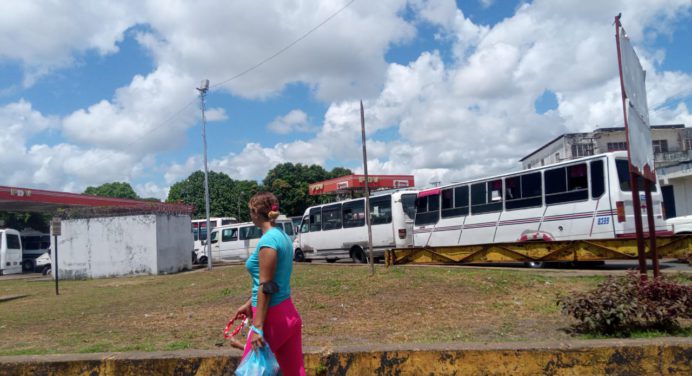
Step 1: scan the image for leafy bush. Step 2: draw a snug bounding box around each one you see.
[557,272,692,335]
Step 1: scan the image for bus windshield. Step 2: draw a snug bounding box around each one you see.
[401,194,417,220]
[616,159,657,192]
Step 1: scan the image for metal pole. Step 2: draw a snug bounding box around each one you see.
[54,235,59,295]
[644,179,659,278]
[197,80,213,271]
[360,101,375,275]
[630,173,648,279]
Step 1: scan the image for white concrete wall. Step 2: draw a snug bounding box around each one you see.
[54,214,192,279]
[156,214,193,274]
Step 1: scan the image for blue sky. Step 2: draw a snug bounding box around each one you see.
[1,0,690,199]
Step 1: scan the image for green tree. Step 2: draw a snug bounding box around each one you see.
[263,163,352,217]
[166,171,259,221]
[0,212,50,232]
[84,182,139,199]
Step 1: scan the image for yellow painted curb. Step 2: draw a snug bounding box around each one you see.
[1,338,690,375]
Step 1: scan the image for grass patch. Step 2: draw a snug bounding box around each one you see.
[0,264,685,356]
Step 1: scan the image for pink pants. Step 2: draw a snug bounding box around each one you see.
[242,298,305,376]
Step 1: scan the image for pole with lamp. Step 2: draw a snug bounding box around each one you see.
[197,79,213,270]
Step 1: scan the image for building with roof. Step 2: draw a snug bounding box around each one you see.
[0,185,194,279]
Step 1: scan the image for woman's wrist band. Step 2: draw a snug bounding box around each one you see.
[250,325,264,338]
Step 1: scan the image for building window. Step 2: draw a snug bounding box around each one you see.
[684,138,692,151]
[607,142,627,151]
[571,143,594,157]
[652,140,668,153]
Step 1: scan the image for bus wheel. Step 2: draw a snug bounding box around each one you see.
[191,251,198,264]
[294,249,305,262]
[351,247,368,264]
[22,259,34,272]
[198,256,208,265]
[42,265,51,276]
[525,261,544,268]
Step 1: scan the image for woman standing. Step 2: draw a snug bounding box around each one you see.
[234,192,305,376]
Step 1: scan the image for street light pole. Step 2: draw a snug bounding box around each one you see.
[197,79,213,271]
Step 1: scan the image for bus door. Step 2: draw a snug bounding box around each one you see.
[369,195,393,249]
[496,172,543,243]
[542,163,591,240]
[218,227,242,261]
[394,193,417,248]
[463,180,503,245]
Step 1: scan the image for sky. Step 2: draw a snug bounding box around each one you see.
[1,0,691,201]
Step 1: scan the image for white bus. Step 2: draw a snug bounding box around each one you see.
[0,228,23,276]
[192,217,237,263]
[413,152,670,254]
[200,217,295,263]
[294,190,418,263]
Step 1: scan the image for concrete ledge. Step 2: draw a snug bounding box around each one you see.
[1,338,690,375]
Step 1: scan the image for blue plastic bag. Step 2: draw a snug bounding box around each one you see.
[235,345,280,376]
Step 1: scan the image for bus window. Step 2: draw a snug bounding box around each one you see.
[240,226,262,240]
[370,196,392,225]
[401,193,417,220]
[545,163,589,204]
[343,200,365,228]
[322,204,342,230]
[210,230,218,244]
[591,160,605,198]
[415,194,440,225]
[221,219,234,226]
[300,216,309,233]
[616,159,657,192]
[441,186,469,218]
[222,228,237,242]
[505,172,542,210]
[309,208,322,232]
[283,222,294,236]
[471,181,502,214]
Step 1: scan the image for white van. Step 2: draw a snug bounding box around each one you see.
[0,229,23,276]
[199,217,294,263]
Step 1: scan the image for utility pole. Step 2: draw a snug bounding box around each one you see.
[197,79,213,271]
[360,101,375,275]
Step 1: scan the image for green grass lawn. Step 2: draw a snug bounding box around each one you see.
[0,264,688,356]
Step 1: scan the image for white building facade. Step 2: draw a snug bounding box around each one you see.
[519,124,692,217]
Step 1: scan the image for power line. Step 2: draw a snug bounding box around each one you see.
[211,0,356,89]
[136,0,356,142]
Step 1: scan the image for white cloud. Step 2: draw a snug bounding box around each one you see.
[62,65,198,154]
[0,0,143,86]
[134,0,415,101]
[268,110,316,134]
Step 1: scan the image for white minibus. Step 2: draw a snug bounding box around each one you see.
[201,217,294,263]
[413,152,670,252]
[0,228,23,276]
[294,190,418,263]
[191,217,237,263]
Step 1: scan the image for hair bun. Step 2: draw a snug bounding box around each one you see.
[268,211,280,220]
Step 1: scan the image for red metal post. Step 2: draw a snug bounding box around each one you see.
[630,173,648,279]
[644,179,660,278]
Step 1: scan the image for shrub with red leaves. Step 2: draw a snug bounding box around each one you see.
[557,271,692,335]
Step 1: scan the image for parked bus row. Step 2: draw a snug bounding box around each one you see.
[291,152,670,264]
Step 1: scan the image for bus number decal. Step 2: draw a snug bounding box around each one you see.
[597,216,610,225]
